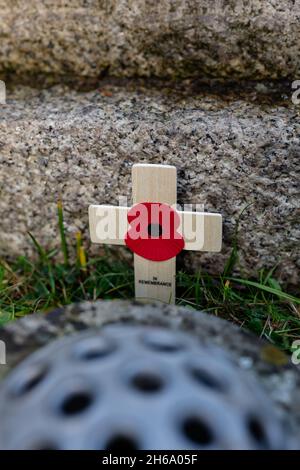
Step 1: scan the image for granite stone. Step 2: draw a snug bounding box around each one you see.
[0,1,300,81]
[0,81,299,283]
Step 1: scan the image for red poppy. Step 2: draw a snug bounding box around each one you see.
[125,202,185,261]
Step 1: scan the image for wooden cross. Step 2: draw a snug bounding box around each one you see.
[89,164,222,304]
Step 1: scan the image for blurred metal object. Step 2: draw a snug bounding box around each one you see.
[0,325,293,450]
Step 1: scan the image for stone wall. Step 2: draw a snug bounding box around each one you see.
[0,1,300,82]
[0,2,299,283]
[0,81,299,284]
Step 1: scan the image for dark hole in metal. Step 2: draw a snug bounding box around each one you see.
[248,416,268,447]
[75,337,115,361]
[147,223,163,237]
[12,365,48,397]
[61,391,93,415]
[131,372,163,393]
[190,367,224,391]
[155,343,181,352]
[183,417,213,446]
[143,331,183,352]
[105,435,139,451]
[78,347,112,361]
[82,350,108,360]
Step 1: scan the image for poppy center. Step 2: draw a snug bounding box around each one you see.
[147,223,163,238]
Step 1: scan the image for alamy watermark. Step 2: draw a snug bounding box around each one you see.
[0,80,6,104]
[291,340,300,365]
[92,198,206,244]
[292,80,300,105]
[0,340,6,365]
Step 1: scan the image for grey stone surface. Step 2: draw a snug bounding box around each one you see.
[0,300,300,442]
[1,1,300,81]
[0,81,299,283]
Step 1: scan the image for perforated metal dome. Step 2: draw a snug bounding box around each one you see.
[0,324,292,450]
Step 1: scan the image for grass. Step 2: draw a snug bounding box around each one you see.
[0,203,299,353]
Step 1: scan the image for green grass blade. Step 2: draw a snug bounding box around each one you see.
[57,200,69,266]
[28,232,48,264]
[229,278,300,304]
[222,203,253,277]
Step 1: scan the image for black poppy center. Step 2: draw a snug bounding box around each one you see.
[147,223,163,238]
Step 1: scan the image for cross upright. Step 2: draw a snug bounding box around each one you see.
[89,164,222,304]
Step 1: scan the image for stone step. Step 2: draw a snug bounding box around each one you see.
[0,1,300,81]
[0,80,298,283]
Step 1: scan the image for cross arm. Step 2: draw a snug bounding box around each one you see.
[88,205,128,245]
[179,211,222,252]
[89,205,222,253]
